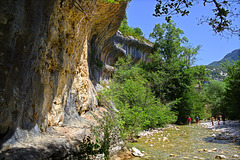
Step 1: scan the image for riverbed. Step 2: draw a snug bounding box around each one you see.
[127,122,240,159]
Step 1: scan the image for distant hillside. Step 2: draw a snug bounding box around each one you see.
[206,49,240,81]
[208,49,240,66]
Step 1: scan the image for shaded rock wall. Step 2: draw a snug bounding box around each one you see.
[0,0,127,146]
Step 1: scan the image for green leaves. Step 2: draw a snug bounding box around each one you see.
[148,21,208,123]
[100,55,176,139]
[154,0,240,37]
[222,58,240,119]
[118,17,151,43]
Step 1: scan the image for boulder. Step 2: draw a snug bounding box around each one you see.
[131,147,144,157]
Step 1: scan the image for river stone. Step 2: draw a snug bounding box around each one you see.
[182,156,190,159]
[198,149,204,152]
[169,154,177,157]
[132,147,144,157]
[163,137,169,142]
[215,155,226,159]
[150,144,154,147]
[232,155,239,158]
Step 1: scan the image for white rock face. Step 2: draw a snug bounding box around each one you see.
[132,147,144,157]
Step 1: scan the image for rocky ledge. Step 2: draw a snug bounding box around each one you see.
[0,107,125,160]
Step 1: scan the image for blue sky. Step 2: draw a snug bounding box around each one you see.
[126,0,240,66]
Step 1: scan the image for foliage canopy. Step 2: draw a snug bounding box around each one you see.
[154,0,240,37]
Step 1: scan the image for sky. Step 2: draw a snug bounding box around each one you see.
[126,0,240,66]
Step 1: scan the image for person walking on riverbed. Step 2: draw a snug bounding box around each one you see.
[196,116,199,124]
[188,117,191,126]
[211,116,214,126]
[217,114,221,125]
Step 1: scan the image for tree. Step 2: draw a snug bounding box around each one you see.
[145,21,207,123]
[101,55,176,139]
[118,17,150,43]
[202,80,226,117]
[154,0,240,37]
[133,27,143,36]
[222,58,240,119]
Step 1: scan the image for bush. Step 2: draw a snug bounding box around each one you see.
[100,56,177,139]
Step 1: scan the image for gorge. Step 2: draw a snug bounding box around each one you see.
[0,0,153,159]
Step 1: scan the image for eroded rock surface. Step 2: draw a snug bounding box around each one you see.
[0,0,128,158]
[0,0,153,158]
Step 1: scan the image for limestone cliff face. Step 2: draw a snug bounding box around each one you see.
[101,31,153,80]
[0,0,127,144]
[0,0,154,158]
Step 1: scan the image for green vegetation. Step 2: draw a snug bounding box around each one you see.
[201,58,240,120]
[73,110,120,159]
[153,0,240,37]
[205,65,227,81]
[222,59,240,119]
[146,21,209,123]
[202,80,226,117]
[119,17,151,44]
[90,110,121,159]
[206,49,240,81]
[98,21,212,142]
[99,55,177,139]
[93,21,240,159]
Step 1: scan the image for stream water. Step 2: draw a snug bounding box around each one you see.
[127,124,240,159]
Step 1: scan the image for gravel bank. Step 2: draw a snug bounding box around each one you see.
[200,120,240,143]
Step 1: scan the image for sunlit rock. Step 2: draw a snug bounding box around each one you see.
[132,147,144,157]
[163,137,169,142]
[169,154,177,157]
[232,155,239,158]
[215,155,227,159]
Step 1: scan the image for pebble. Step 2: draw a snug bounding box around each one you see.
[215,155,226,159]
[212,134,216,137]
[169,154,177,157]
[232,155,239,158]
[163,137,169,142]
[182,156,190,159]
[198,149,204,152]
